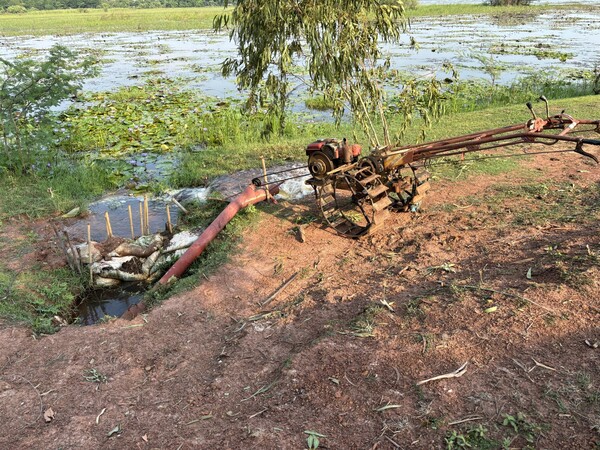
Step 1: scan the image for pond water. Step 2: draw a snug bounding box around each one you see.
[77,283,144,325]
[65,193,183,242]
[66,161,311,244]
[70,162,311,324]
[1,7,599,102]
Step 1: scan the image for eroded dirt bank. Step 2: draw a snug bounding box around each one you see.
[1,152,599,449]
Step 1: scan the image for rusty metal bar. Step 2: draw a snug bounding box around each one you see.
[383,116,600,169]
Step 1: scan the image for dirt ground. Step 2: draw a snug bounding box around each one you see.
[0,151,599,449]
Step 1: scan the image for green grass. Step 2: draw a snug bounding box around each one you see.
[1,4,595,36]
[485,181,600,226]
[406,3,593,18]
[304,95,333,111]
[0,264,86,334]
[0,7,226,35]
[440,75,598,116]
[0,157,116,221]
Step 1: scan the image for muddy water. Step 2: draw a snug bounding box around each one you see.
[67,162,309,243]
[65,193,182,242]
[72,164,310,325]
[77,283,144,325]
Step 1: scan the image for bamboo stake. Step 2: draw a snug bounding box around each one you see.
[104,212,113,238]
[128,205,135,240]
[51,224,75,272]
[144,195,149,235]
[171,197,188,215]
[63,230,82,274]
[139,201,144,236]
[87,223,93,285]
[261,156,271,201]
[166,204,173,234]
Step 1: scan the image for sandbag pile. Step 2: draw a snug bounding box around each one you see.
[70,230,200,287]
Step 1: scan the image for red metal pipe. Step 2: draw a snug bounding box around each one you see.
[158,184,280,284]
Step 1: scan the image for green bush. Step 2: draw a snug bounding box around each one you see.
[6,4,27,13]
[0,45,98,173]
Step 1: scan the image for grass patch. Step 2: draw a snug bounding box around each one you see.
[304,95,333,111]
[429,153,521,181]
[441,74,598,115]
[349,304,386,337]
[0,158,116,220]
[406,3,593,18]
[0,5,595,36]
[487,181,600,227]
[0,7,227,35]
[446,425,498,450]
[0,264,86,334]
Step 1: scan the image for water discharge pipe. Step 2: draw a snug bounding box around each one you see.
[157,183,280,285]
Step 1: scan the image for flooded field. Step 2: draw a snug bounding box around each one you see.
[1,8,599,99]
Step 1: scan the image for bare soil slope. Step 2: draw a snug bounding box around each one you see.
[1,152,599,449]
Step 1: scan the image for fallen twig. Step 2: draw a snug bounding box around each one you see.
[448,416,484,426]
[375,404,403,412]
[185,415,213,425]
[384,435,401,449]
[248,408,268,419]
[416,361,468,386]
[461,285,556,313]
[344,372,357,386]
[241,381,277,402]
[260,272,299,307]
[531,357,556,372]
[96,407,106,424]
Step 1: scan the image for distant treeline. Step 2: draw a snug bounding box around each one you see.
[1,0,226,11]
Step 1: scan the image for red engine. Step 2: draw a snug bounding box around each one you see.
[306,138,362,179]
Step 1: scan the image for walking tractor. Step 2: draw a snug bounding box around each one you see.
[254,98,600,238]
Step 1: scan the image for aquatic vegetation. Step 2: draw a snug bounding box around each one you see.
[63,78,253,155]
[490,42,573,62]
